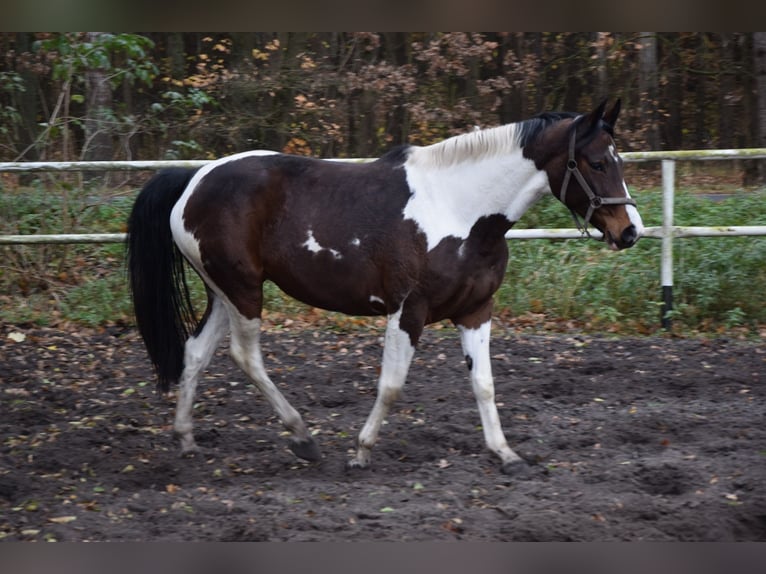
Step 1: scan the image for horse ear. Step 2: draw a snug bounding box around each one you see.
[575,99,607,141]
[603,98,621,129]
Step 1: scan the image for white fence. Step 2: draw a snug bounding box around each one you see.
[2,150,766,328]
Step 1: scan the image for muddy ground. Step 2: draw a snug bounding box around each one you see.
[1,321,765,541]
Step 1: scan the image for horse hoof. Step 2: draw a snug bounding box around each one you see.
[289,437,322,462]
[345,459,371,472]
[501,459,531,476]
[179,443,201,458]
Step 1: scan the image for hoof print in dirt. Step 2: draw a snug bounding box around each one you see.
[289,438,322,462]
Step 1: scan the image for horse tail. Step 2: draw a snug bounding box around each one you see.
[126,168,199,393]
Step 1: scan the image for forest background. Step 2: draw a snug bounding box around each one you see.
[2,32,766,334]
[1,32,766,174]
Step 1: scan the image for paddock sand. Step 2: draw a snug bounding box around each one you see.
[1,323,764,541]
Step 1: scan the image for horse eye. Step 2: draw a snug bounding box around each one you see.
[589,161,605,172]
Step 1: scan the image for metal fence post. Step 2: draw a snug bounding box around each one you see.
[661,159,675,330]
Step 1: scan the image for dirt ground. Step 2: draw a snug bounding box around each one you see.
[1,320,765,541]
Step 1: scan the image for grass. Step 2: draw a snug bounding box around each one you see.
[1,178,765,336]
[502,185,766,335]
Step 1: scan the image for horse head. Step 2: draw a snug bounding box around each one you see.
[550,99,644,250]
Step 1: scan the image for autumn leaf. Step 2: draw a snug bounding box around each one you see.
[48,516,77,524]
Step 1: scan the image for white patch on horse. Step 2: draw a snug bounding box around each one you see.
[351,305,416,468]
[402,126,550,251]
[172,149,281,268]
[302,229,342,259]
[369,295,385,305]
[458,321,523,469]
[351,237,361,247]
[623,182,645,237]
[608,144,618,162]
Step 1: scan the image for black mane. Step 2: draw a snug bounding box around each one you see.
[515,111,578,148]
[378,144,411,165]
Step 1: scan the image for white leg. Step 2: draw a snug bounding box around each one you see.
[459,321,525,473]
[228,311,320,461]
[349,307,416,469]
[174,296,229,454]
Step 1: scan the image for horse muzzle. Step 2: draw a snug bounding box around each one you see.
[605,223,640,251]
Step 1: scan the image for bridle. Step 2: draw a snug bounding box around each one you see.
[559,128,636,239]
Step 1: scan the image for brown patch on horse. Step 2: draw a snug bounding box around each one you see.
[182,153,419,320]
[420,214,512,328]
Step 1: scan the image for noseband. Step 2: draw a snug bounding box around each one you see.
[559,129,636,239]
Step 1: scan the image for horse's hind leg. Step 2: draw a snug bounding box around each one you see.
[227,309,320,462]
[457,318,525,474]
[174,292,229,454]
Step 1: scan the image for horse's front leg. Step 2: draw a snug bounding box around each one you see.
[348,306,419,470]
[458,319,526,474]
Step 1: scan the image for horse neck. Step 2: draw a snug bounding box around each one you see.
[405,126,552,227]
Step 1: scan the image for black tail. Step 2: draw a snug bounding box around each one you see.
[126,168,199,392]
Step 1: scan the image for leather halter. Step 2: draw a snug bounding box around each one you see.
[559,128,636,239]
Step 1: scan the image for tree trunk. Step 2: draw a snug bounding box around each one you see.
[661,33,683,149]
[83,32,114,181]
[638,32,659,149]
[562,34,582,111]
[717,33,735,149]
[166,33,187,79]
[495,32,522,123]
[594,32,609,99]
[13,33,41,163]
[694,34,708,147]
[382,32,410,146]
[754,32,766,183]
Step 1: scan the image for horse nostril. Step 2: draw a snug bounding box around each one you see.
[621,224,638,246]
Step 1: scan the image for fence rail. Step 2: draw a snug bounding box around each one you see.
[4,225,765,246]
[2,149,766,329]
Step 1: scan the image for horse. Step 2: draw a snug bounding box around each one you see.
[126,98,643,475]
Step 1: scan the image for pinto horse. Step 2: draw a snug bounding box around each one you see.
[127,99,643,474]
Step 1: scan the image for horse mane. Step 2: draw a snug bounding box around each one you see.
[409,111,580,168]
[515,111,579,147]
[408,124,517,168]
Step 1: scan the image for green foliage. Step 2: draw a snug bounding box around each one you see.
[0,71,24,143]
[496,189,766,334]
[33,33,157,89]
[0,187,133,326]
[58,267,133,325]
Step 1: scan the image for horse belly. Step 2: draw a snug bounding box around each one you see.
[265,253,390,316]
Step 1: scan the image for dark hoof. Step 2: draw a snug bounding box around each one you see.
[178,443,202,458]
[289,437,322,462]
[345,459,371,473]
[501,458,533,476]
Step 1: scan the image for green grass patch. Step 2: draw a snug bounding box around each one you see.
[499,187,766,334]
[1,182,765,335]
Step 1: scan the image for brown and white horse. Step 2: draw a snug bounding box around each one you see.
[127,99,643,474]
